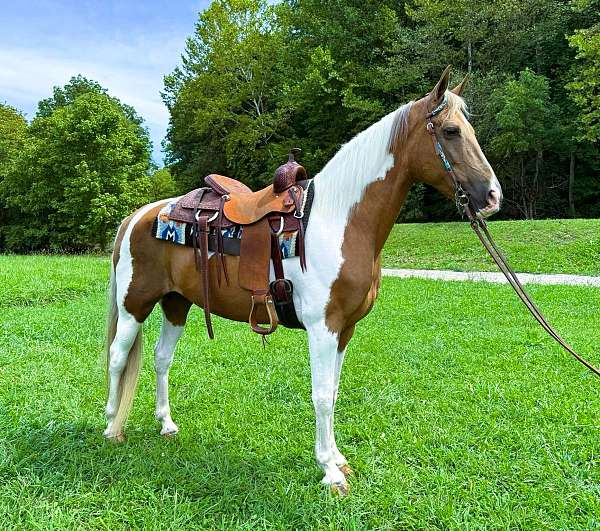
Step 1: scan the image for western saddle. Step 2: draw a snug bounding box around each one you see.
[168,148,309,338]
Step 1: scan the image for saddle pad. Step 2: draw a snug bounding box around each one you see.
[153,200,300,259]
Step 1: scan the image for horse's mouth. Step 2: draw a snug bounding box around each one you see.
[478,201,500,218]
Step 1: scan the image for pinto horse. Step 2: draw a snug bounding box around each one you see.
[104,67,502,494]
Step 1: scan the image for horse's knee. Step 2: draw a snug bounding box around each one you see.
[312,392,333,415]
[154,348,173,374]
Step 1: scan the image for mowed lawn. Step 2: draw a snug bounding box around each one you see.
[0,252,599,529]
[384,218,600,274]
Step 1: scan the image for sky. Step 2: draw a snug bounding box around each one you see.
[0,1,211,164]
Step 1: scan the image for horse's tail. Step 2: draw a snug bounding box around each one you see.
[105,250,143,439]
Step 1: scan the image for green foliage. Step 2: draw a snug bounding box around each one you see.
[148,167,178,200]
[1,80,152,252]
[491,70,557,156]
[38,74,144,126]
[567,24,600,142]
[162,0,600,221]
[164,0,289,190]
[0,104,27,187]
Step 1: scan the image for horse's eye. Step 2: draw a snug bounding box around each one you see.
[444,126,460,137]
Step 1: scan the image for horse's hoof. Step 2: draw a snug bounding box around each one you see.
[339,464,354,476]
[330,481,350,497]
[104,431,126,443]
[160,421,179,437]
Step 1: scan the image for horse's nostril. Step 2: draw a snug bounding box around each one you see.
[488,189,499,204]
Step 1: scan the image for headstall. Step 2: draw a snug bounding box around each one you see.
[426,95,600,378]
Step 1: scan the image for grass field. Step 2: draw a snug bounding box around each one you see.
[384,218,600,275]
[1,254,599,529]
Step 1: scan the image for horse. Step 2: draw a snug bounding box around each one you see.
[103,66,502,495]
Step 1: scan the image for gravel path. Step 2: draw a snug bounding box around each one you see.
[381,268,600,287]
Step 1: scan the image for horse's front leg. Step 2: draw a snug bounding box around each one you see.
[330,345,351,474]
[307,321,350,495]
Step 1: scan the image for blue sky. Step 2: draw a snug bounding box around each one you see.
[0,1,211,163]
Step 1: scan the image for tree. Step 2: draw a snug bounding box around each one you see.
[148,167,178,200]
[490,70,560,218]
[567,24,600,143]
[163,0,600,220]
[2,85,152,251]
[0,104,29,233]
[0,104,27,186]
[38,74,144,126]
[164,0,290,191]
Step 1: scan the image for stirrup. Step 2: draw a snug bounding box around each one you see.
[249,293,278,335]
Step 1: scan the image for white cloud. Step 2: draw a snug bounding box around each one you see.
[0,34,185,162]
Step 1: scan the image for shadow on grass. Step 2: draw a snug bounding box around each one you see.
[2,417,324,509]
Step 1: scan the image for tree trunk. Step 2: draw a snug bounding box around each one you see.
[467,41,472,73]
[520,157,528,218]
[569,150,576,218]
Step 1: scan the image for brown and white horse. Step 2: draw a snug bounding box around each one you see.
[104,67,501,494]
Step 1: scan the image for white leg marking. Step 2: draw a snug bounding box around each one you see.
[308,321,348,491]
[330,348,347,467]
[104,310,140,436]
[155,314,184,436]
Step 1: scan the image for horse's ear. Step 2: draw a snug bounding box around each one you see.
[428,65,451,105]
[451,74,469,96]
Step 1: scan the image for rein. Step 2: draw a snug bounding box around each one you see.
[426,96,600,378]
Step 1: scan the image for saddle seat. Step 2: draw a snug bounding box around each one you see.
[205,174,297,225]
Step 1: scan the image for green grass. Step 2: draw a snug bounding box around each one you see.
[1,256,599,529]
[0,254,108,307]
[383,218,600,275]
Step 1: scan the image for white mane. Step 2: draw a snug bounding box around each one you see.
[312,102,414,221]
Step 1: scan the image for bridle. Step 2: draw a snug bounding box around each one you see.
[426,95,600,378]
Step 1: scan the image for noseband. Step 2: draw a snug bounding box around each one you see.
[425,95,600,378]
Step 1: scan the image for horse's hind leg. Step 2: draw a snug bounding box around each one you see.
[155,293,191,436]
[104,310,141,438]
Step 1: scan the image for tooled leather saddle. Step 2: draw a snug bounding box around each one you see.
[168,148,310,338]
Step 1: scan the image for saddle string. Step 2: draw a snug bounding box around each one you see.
[426,96,600,378]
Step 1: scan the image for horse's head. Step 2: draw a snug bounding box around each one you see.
[405,67,502,218]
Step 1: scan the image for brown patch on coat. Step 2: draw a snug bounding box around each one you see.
[122,203,272,328]
[324,175,412,352]
[161,292,192,327]
[324,98,443,350]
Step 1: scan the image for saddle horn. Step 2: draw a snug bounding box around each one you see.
[273,148,307,194]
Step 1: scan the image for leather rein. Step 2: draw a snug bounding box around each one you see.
[426,95,600,378]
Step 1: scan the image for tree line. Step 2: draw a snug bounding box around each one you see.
[163,0,600,221]
[0,78,177,251]
[1,0,599,252]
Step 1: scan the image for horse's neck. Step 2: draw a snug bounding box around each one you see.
[311,159,412,262]
[310,104,413,261]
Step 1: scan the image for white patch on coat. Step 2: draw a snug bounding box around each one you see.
[116,198,177,312]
